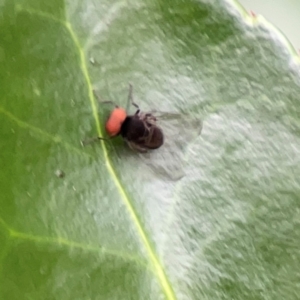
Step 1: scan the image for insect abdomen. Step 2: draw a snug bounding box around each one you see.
[145,126,164,149]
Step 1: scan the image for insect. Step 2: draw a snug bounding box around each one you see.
[82,84,164,153]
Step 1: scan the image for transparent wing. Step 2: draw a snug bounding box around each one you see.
[137,111,203,181]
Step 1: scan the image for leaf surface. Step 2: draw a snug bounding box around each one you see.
[1,0,300,299]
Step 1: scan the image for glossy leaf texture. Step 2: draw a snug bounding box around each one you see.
[1,0,300,299]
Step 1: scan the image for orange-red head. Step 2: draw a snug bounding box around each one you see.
[105,107,127,137]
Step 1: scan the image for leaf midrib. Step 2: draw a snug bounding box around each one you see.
[16,5,176,299]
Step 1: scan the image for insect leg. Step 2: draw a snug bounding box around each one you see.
[127,83,140,111]
[81,136,111,146]
[93,90,118,107]
[126,140,148,153]
[144,113,157,123]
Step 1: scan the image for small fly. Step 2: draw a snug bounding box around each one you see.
[82,84,164,153]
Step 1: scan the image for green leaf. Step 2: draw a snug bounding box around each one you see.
[1,0,300,299]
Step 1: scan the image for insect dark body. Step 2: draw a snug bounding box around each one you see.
[120,110,163,152]
[86,84,164,153]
